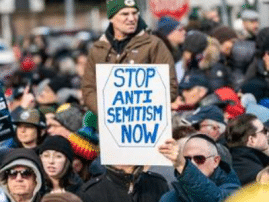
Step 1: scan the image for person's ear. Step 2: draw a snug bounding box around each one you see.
[213,155,221,169]
[246,135,255,147]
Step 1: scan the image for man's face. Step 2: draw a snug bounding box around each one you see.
[183,138,220,177]
[248,119,269,151]
[182,87,204,105]
[16,123,38,146]
[221,39,234,56]
[167,28,186,46]
[76,55,87,77]
[7,166,36,199]
[199,120,221,141]
[36,85,57,104]
[206,10,220,23]
[40,150,67,178]
[262,52,269,71]
[243,20,259,36]
[110,7,139,39]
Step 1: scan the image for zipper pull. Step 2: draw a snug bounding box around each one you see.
[128,182,134,194]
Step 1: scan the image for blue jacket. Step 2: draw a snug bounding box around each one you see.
[160,160,240,202]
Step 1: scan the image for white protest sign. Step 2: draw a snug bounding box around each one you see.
[96,64,172,166]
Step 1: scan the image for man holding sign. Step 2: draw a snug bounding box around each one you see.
[82,0,178,116]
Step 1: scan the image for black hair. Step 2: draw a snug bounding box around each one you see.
[225,114,258,147]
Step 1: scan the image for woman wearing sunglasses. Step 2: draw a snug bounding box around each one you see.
[159,134,240,202]
[0,148,46,202]
[39,135,83,195]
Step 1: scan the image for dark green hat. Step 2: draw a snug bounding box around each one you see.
[107,0,139,19]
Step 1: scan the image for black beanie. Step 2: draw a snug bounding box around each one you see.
[183,31,208,54]
[39,135,73,162]
[48,78,65,94]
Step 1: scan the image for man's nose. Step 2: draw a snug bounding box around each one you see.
[15,173,23,181]
[128,14,136,21]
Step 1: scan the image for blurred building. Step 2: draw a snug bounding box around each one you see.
[0,0,107,40]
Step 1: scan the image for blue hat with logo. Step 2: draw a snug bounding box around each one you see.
[185,105,225,125]
[179,73,209,90]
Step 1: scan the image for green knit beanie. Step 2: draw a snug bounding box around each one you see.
[107,0,139,19]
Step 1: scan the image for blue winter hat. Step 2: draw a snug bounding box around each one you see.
[179,73,209,90]
[157,16,182,37]
[185,105,225,125]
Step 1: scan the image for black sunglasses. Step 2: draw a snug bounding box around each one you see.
[255,127,269,135]
[184,155,215,165]
[6,169,34,180]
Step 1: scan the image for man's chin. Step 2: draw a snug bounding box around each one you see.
[125,29,136,35]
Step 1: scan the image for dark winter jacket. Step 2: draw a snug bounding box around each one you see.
[242,57,269,100]
[0,148,46,202]
[160,160,240,202]
[78,167,169,202]
[230,146,269,186]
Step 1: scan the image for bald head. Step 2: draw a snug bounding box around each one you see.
[185,137,218,156]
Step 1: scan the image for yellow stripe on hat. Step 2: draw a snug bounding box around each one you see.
[56,103,71,113]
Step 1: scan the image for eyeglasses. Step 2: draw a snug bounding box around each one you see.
[6,169,34,180]
[200,124,220,131]
[184,155,215,165]
[255,127,269,135]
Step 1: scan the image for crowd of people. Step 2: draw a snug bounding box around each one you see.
[0,0,269,201]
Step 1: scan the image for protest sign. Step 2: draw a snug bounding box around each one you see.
[96,64,172,166]
[0,83,15,141]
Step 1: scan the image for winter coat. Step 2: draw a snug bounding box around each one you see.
[242,57,269,101]
[230,146,269,186]
[0,148,46,202]
[160,160,240,202]
[78,168,169,202]
[82,25,178,115]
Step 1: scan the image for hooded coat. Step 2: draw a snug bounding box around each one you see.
[0,148,46,202]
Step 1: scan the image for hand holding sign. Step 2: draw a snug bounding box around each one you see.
[159,138,186,172]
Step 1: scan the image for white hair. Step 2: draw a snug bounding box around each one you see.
[203,119,226,135]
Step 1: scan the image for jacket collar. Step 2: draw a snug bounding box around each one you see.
[105,166,143,191]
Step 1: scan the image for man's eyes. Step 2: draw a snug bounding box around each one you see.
[120,12,138,16]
